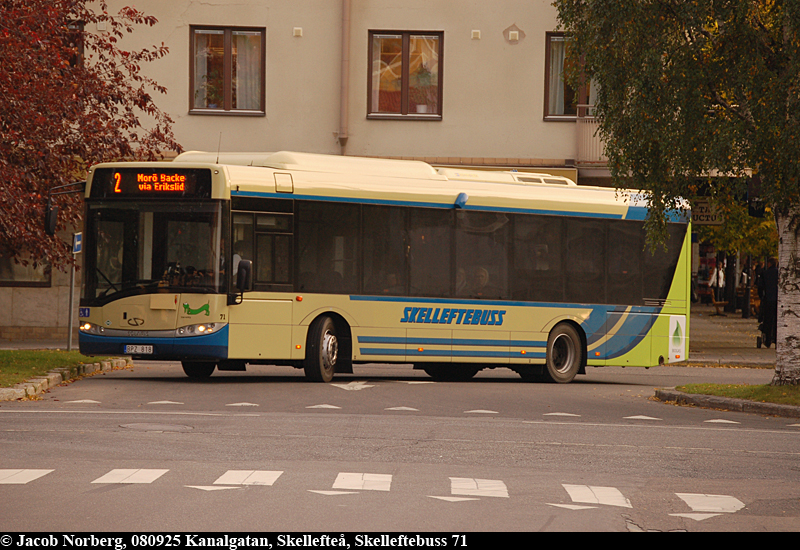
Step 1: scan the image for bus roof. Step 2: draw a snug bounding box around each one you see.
[105,151,680,221]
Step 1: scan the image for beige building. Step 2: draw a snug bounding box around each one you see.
[1,0,608,342]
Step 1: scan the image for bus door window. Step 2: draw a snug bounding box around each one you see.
[232,213,254,279]
[255,214,292,285]
[456,211,509,299]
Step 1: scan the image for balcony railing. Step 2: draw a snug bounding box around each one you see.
[576,104,607,167]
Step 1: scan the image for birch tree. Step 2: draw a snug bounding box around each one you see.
[556,0,800,385]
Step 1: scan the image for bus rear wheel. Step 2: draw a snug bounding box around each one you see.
[304,315,338,382]
[182,361,216,379]
[544,324,583,383]
[422,364,480,381]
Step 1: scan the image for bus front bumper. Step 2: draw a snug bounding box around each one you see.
[79,324,229,361]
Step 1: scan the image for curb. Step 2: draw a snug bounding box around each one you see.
[0,358,133,401]
[654,388,800,419]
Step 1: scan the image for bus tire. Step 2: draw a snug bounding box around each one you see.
[422,364,480,381]
[544,324,583,383]
[182,361,216,379]
[304,315,338,382]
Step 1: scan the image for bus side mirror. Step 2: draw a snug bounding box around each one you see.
[45,199,58,236]
[236,260,252,292]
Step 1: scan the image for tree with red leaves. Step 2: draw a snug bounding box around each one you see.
[0,0,181,271]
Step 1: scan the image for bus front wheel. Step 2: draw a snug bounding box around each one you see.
[544,324,583,383]
[182,361,216,379]
[304,315,338,382]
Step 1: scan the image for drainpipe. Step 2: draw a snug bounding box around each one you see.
[338,0,351,153]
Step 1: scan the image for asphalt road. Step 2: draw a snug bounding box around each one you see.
[1,362,798,533]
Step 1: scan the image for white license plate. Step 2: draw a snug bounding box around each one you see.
[124,345,153,354]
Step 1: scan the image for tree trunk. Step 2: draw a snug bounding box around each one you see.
[772,209,800,385]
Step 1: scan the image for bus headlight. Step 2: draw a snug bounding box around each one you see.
[79,322,105,335]
[176,323,218,337]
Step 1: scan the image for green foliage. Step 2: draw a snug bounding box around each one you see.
[556,0,800,242]
[676,383,800,406]
[696,202,778,258]
[0,350,109,388]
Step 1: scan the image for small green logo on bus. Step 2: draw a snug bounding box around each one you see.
[183,302,210,316]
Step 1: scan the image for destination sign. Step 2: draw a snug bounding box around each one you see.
[89,168,212,199]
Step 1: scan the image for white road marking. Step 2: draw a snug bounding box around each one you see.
[385,406,419,411]
[65,400,100,404]
[0,469,54,484]
[428,496,479,502]
[333,472,392,492]
[91,469,169,484]
[308,490,359,495]
[213,470,283,486]
[675,493,745,513]
[331,381,375,391]
[464,410,498,414]
[406,381,435,384]
[148,401,184,405]
[185,485,240,492]
[624,415,661,420]
[544,412,581,417]
[306,404,341,409]
[562,484,632,508]
[546,503,598,510]
[669,512,723,521]
[450,478,509,498]
[704,419,740,424]
[225,402,259,407]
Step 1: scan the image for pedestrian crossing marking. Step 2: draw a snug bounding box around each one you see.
[226,402,259,407]
[562,484,632,508]
[148,401,184,405]
[544,412,581,417]
[675,493,744,513]
[91,469,169,484]
[464,410,499,414]
[306,404,341,409]
[624,415,661,421]
[546,503,597,510]
[214,470,283,486]
[428,496,479,502]
[308,490,359,495]
[449,478,509,498]
[385,407,419,411]
[704,419,740,424]
[0,469,54,484]
[333,472,392,492]
[186,486,240,492]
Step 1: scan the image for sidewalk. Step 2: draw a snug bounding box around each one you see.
[687,302,775,368]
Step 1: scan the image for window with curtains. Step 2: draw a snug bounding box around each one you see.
[368,31,443,119]
[544,32,577,119]
[190,26,265,114]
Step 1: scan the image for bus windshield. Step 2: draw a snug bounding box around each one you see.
[83,201,226,304]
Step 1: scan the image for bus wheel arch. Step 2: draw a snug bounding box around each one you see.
[544,322,585,383]
[303,313,353,382]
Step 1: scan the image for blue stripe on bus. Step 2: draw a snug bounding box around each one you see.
[348,295,661,312]
[358,348,546,359]
[231,190,627,219]
[357,336,546,347]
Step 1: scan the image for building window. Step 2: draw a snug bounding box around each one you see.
[190,26,265,114]
[0,253,51,287]
[368,31,443,119]
[544,32,577,119]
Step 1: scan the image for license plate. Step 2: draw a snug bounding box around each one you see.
[124,345,153,354]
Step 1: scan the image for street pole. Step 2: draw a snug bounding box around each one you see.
[68,232,82,351]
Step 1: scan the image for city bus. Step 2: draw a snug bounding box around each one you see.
[77,151,691,383]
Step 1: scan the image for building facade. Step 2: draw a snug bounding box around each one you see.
[2,0,610,341]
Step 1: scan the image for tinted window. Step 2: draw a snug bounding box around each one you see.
[607,221,643,304]
[408,208,451,297]
[297,202,360,293]
[643,223,686,301]
[512,215,564,302]
[456,211,509,299]
[363,206,408,295]
[566,219,606,304]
